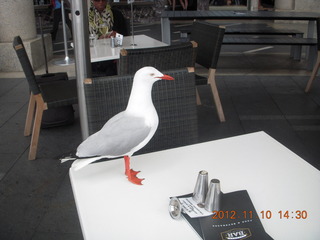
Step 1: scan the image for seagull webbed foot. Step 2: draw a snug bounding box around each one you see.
[126,169,144,185]
[124,155,144,185]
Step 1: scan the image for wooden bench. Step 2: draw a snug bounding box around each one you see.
[225,24,304,36]
[222,36,317,69]
[177,23,316,69]
[176,23,304,37]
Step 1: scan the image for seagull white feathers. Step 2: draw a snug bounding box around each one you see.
[62,66,174,185]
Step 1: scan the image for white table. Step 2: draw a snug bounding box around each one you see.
[90,34,167,62]
[70,131,320,240]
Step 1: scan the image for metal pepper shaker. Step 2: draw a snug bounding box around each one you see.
[110,36,115,48]
[204,179,221,212]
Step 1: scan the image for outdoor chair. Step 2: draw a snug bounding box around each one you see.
[13,36,78,160]
[118,41,201,103]
[190,20,226,122]
[118,41,197,75]
[305,18,320,92]
[83,68,198,154]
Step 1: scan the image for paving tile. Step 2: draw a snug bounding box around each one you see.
[293,130,320,170]
[35,175,82,236]
[0,79,29,103]
[240,118,310,158]
[0,153,20,181]
[0,78,23,97]
[272,94,320,116]
[31,232,83,240]
[0,104,30,154]
[0,101,27,127]
[259,75,303,94]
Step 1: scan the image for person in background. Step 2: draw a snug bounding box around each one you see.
[89,0,129,76]
[168,0,188,10]
[50,0,73,41]
[89,0,128,39]
[89,0,115,39]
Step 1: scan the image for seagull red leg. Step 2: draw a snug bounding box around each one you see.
[124,156,144,185]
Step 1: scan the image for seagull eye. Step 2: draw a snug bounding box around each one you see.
[150,73,155,76]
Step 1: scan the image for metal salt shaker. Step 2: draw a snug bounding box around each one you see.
[204,179,222,212]
[89,34,96,47]
[192,170,208,207]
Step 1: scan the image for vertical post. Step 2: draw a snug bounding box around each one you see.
[54,0,75,65]
[129,0,136,46]
[275,0,295,10]
[161,17,171,45]
[248,0,259,11]
[72,0,92,140]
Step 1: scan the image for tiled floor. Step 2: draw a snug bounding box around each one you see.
[1,22,320,240]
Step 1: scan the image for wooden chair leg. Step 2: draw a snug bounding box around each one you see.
[28,95,45,160]
[24,94,36,136]
[208,68,225,122]
[305,53,320,93]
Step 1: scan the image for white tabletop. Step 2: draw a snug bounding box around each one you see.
[70,131,320,240]
[90,34,167,62]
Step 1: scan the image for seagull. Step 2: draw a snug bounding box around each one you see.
[62,67,174,185]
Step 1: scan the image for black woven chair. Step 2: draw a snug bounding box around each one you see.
[190,21,226,122]
[305,18,320,92]
[84,68,198,154]
[118,41,197,75]
[13,36,78,160]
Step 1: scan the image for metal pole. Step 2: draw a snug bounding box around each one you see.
[129,0,136,46]
[72,0,92,140]
[128,0,137,46]
[54,0,75,65]
[38,13,49,74]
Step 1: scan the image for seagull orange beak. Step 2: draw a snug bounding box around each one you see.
[160,74,174,81]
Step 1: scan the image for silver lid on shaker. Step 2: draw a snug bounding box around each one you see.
[168,197,182,219]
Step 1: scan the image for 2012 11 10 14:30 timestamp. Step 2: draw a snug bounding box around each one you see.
[212,210,308,220]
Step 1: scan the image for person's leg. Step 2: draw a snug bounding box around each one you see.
[51,9,62,40]
[65,9,73,39]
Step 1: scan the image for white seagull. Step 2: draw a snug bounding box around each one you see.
[62,67,174,185]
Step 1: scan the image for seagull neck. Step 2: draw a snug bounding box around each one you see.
[126,82,154,114]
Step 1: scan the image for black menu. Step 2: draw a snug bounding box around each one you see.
[177,190,273,240]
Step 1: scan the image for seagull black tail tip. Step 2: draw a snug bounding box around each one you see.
[59,153,77,163]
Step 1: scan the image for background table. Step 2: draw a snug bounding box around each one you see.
[90,34,167,62]
[161,10,320,44]
[70,131,320,240]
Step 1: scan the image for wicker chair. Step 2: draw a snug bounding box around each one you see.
[83,68,198,154]
[118,41,197,75]
[190,21,226,122]
[305,18,320,92]
[13,36,78,160]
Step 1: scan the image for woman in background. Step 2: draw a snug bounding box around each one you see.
[89,0,128,39]
[89,0,129,76]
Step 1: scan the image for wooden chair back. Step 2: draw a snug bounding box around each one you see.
[190,21,225,70]
[190,21,226,122]
[13,36,41,95]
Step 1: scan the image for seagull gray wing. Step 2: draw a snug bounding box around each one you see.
[76,112,152,157]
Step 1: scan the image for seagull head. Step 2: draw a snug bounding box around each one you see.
[134,67,174,85]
